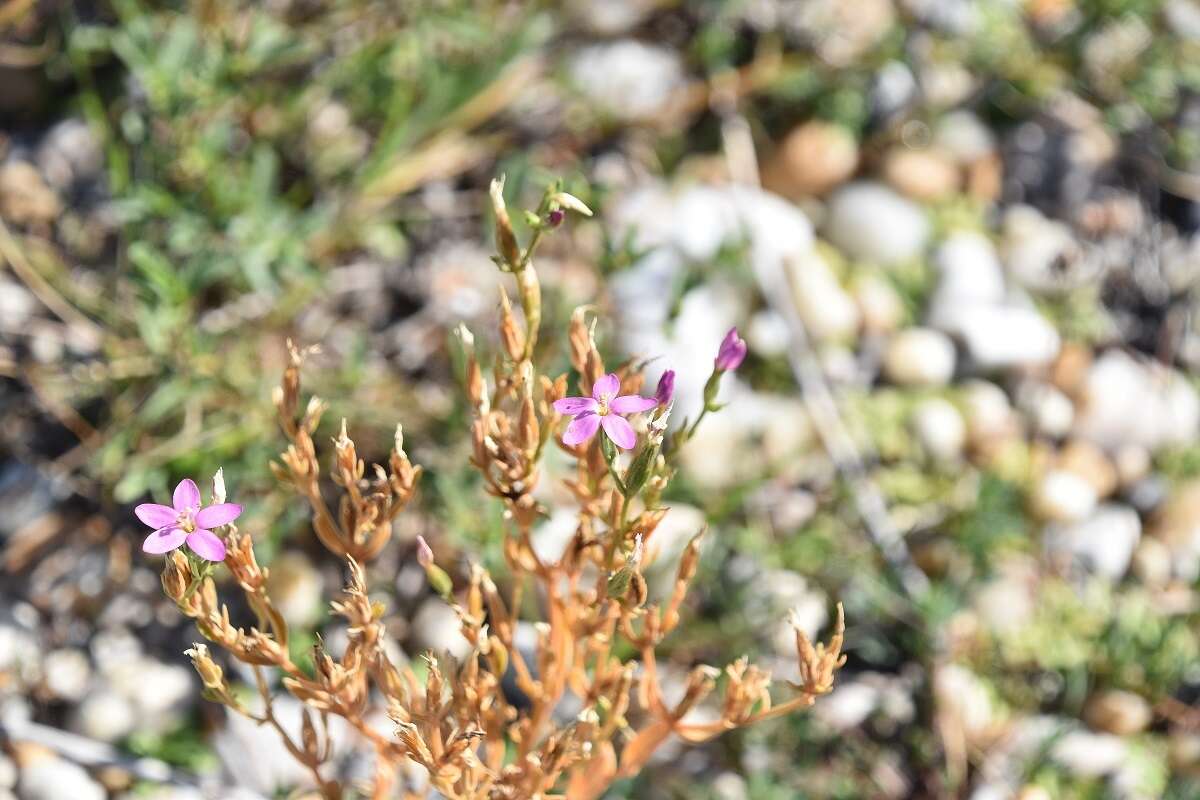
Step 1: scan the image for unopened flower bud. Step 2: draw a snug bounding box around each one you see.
[654,370,675,407]
[490,176,522,268]
[715,327,747,371]
[415,536,434,568]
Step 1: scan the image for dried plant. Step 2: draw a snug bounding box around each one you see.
[148,178,845,799]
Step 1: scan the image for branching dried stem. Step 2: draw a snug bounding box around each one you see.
[159,178,844,799]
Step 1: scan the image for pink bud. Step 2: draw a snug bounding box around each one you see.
[715,327,747,371]
[654,370,675,406]
[415,536,434,568]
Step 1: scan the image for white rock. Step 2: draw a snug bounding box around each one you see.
[958,306,1061,369]
[912,398,966,461]
[929,231,1006,316]
[644,504,707,572]
[1045,504,1141,580]
[786,250,860,340]
[884,328,956,386]
[747,309,791,357]
[0,755,14,789]
[570,41,684,121]
[411,599,471,659]
[533,509,578,565]
[934,111,996,163]
[853,274,904,333]
[1033,470,1098,523]
[1052,731,1128,777]
[74,690,135,742]
[1001,205,1084,291]
[825,182,930,265]
[17,757,104,800]
[1074,350,1200,450]
[1018,382,1075,438]
[816,681,879,730]
[41,648,90,702]
[933,664,1000,744]
[962,379,1014,442]
[214,695,352,795]
[264,551,324,629]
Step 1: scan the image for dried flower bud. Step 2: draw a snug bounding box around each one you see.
[212,468,227,504]
[552,191,593,217]
[490,176,522,268]
[185,643,224,690]
[499,289,525,362]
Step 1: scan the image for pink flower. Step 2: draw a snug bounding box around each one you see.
[654,370,675,407]
[136,478,241,562]
[715,327,747,371]
[553,373,657,450]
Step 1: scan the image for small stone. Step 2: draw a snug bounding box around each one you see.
[1169,732,1200,770]
[930,231,1006,316]
[1074,351,1200,450]
[1085,690,1152,735]
[935,111,996,163]
[264,551,324,629]
[912,398,967,461]
[1044,504,1141,580]
[1017,382,1075,439]
[1033,470,1098,523]
[933,665,1001,746]
[1001,205,1083,291]
[962,380,1017,444]
[771,121,859,197]
[883,328,956,387]
[0,755,14,789]
[825,182,930,266]
[786,250,860,341]
[1132,537,1172,588]
[74,690,135,742]
[853,274,905,334]
[955,305,1061,370]
[41,648,91,702]
[1056,439,1117,498]
[16,755,104,800]
[816,681,879,730]
[569,41,684,121]
[0,161,60,225]
[1114,445,1151,487]
[1150,480,1200,581]
[411,599,471,659]
[882,147,960,200]
[1051,731,1127,777]
[746,309,791,357]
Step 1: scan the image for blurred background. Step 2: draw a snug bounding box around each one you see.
[3,0,1200,798]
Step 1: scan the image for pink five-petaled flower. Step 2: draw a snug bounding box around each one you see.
[135,479,241,562]
[715,327,747,371]
[554,373,657,450]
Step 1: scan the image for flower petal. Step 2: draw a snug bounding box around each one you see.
[186,529,227,562]
[135,503,178,529]
[563,412,601,446]
[195,503,243,528]
[142,527,187,555]
[591,373,620,401]
[610,394,657,414]
[552,396,598,415]
[173,478,201,511]
[601,414,637,450]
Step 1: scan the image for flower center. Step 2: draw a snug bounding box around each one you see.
[178,509,197,533]
[597,393,613,416]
